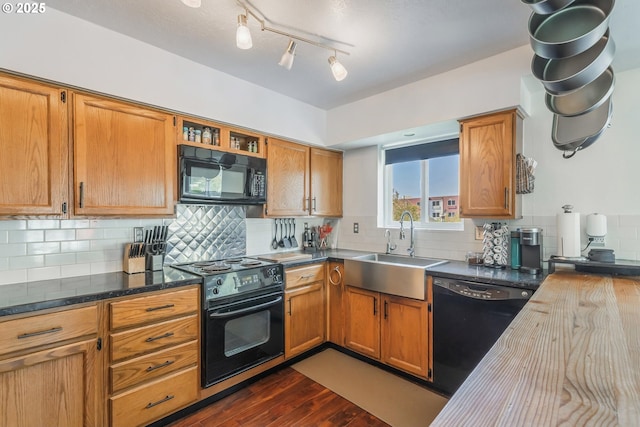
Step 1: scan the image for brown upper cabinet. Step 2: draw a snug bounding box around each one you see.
[266,138,343,217]
[0,74,68,216]
[459,109,522,219]
[73,94,176,216]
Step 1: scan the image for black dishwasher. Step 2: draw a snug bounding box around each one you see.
[432,277,533,395]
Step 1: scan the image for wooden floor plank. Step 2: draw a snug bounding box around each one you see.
[168,367,389,427]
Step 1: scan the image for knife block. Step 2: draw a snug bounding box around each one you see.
[123,244,145,274]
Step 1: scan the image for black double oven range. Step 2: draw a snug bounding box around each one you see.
[172,257,284,388]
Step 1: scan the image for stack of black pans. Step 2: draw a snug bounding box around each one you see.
[522,0,616,158]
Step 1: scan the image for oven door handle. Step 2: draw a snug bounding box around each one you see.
[208,296,283,319]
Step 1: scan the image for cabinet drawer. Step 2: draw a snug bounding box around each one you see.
[0,306,97,357]
[110,340,198,393]
[110,287,198,330]
[110,315,198,363]
[110,366,198,427]
[285,264,324,289]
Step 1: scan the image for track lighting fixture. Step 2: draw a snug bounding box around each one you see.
[175,0,351,80]
[236,13,253,50]
[278,40,297,70]
[180,0,201,7]
[328,55,348,81]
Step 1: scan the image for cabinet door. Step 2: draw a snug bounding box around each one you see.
[285,281,325,358]
[381,295,428,378]
[0,338,99,427]
[0,74,68,216]
[266,138,309,217]
[345,287,380,359]
[73,94,175,216]
[459,110,516,218]
[327,262,345,346]
[310,148,343,217]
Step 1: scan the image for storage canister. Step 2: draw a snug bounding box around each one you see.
[202,127,212,144]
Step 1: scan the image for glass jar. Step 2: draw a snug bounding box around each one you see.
[202,127,212,144]
[195,129,202,143]
[182,126,189,141]
[213,129,220,146]
[188,127,195,142]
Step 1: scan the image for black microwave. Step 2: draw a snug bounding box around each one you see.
[178,145,266,205]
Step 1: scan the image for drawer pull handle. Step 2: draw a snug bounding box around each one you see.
[146,304,175,312]
[299,274,315,279]
[145,360,175,372]
[145,332,174,342]
[18,326,63,339]
[145,395,175,409]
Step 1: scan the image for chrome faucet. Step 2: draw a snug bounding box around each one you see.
[399,211,415,257]
[385,229,397,254]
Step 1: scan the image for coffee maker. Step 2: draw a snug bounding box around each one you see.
[520,228,543,275]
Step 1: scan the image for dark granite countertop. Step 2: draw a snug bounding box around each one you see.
[259,249,375,268]
[426,260,546,290]
[1,249,547,318]
[0,268,202,317]
[262,249,546,290]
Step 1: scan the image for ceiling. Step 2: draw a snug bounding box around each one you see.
[47,0,640,111]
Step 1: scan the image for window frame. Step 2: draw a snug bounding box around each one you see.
[380,138,463,231]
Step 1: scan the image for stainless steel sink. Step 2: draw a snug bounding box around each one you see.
[344,254,448,300]
[353,253,448,268]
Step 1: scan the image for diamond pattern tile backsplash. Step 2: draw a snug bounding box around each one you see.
[165,204,246,264]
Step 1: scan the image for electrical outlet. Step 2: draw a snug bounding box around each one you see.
[475,226,484,240]
[353,223,359,234]
[133,227,144,242]
[590,236,606,246]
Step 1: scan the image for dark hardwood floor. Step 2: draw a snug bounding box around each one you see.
[168,367,390,427]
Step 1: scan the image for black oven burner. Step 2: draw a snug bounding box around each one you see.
[201,264,231,272]
[225,258,243,264]
[192,261,211,267]
[240,260,261,267]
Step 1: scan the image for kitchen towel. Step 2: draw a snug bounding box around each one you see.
[557,211,581,257]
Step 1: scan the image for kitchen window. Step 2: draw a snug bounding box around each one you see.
[382,138,462,230]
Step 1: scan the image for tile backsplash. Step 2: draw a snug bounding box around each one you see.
[2,211,638,286]
[0,207,330,286]
[337,214,640,264]
[0,218,165,285]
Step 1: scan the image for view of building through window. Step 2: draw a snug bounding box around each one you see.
[388,155,460,224]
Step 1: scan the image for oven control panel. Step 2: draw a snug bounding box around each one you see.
[204,265,284,301]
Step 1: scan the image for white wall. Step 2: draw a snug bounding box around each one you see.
[338,67,640,262]
[326,46,532,147]
[0,9,326,146]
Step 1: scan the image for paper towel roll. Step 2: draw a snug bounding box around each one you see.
[557,212,581,257]
[586,213,607,237]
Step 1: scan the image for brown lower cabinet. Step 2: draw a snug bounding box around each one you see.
[327,261,346,346]
[0,305,100,427]
[106,286,200,427]
[1,262,432,426]
[284,264,326,359]
[345,286,431,379]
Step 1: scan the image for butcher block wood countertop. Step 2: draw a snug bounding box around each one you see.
[431,270,640,426]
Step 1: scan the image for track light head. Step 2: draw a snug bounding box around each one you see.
[236,14,253,49]
[278,40,297,70]
[328,55,348,81]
